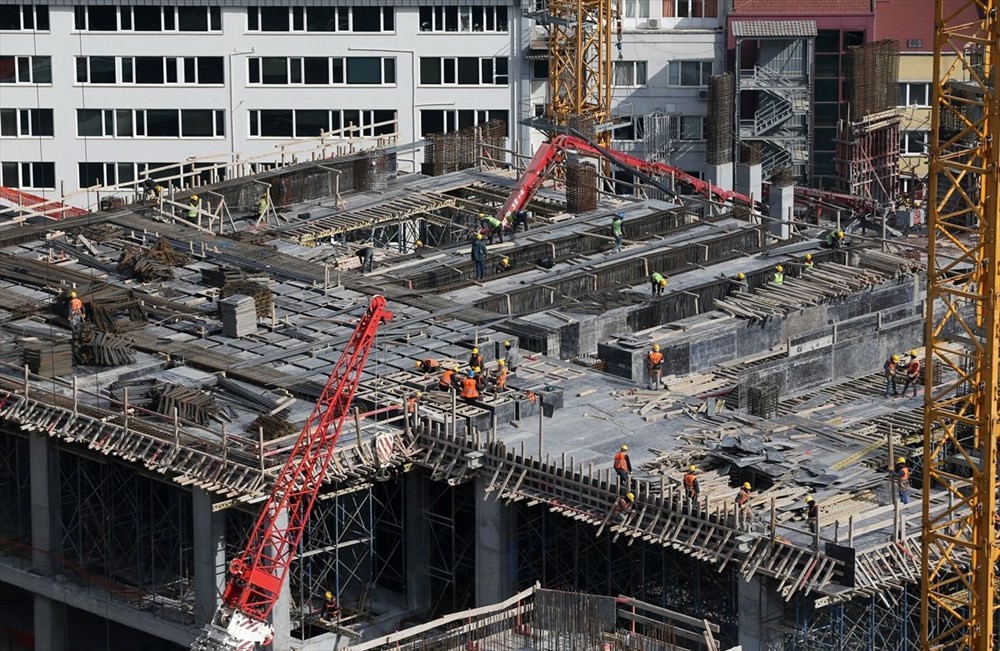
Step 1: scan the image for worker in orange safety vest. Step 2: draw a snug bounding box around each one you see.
[460,369,480,403]
[439,366,458,391]
[683,465,700,501]
[614,444,632,489]
[469,347,484,370]
[492,360,508,392]
[415,358,440,374]
[646,344,664,390]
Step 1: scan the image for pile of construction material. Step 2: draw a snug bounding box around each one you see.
[220,281,272,318]
[201,265,245,288]
[219,294,257,337]
[248,414,297,441]
[151,382,225,426]
[117,238,191,281]
[72,327,136,366]
[22,340,73,377]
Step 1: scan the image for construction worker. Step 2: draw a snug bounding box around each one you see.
[512,208,529,234]
[884,354,900,397]
[473,366,487,391]
[614,444,632,489]
[825,230,845,249]
[322,591,340,619]
[415,358,440,374]
[469,347,484,370]
[900,350,921,398]
[805,496,819,533]
[736,482,752,520]
[438,366,458,391]
[495,256,513,274]
[891,457,911,504]
[141,177,158,202]
[612,213,624,253]
[414,239,424,250]
[683,465,700,501]
[613,491,635,522]
[68,290,85,326]
[729,272,748,295]
[503,340,520,372]
[186,194,200,221]
[492,359,508,391]
[772,265,784,284]
[255,193,269,220]
[471,233,487,280]
[650,272,667,297]
[460,369,480,404]
[357,246,375,273]
[646,344,664,390]
[803,253,814,271]
[481,213,504,244]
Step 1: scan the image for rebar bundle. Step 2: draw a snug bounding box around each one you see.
[423,120,509,176]
[847,40,900,119]
[355,150,389,192]
[219,281,273,318]
[748,383,778,419]
[565,161,597,213]
[116,237,191,282]
[707,73,735,165]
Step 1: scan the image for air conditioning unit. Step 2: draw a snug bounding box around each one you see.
[646,18,661,29]
[697,89,709,100]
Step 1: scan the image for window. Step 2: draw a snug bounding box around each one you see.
[898,82,930,107]
[531,59,548,80]
[248,57,395,85]
[0,5,49,30]
[248,109,397,138]
[668,60,713,86]
[247,6,394,32]
[420,109,509,136]
[901,130,929,155]
[77,57,222,85]
[612,116,645,141]
[418,6,509,32]
[419,57,509,85]
[623,0,649,18]
[612,61,647,87]
[0,161,55,189]
[0,56,51,84]
[670,116,707,140]
[663,0,718,17]
[77,109,224,138]
[0,109,54,137]
[75,6,221,31]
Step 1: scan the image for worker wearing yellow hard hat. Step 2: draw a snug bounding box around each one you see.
[773,265,784,284]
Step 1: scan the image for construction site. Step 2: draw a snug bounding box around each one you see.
[1,1,998,650]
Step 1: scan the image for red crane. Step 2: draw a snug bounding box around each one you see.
[495,133,759,221]
[191,295,392,651]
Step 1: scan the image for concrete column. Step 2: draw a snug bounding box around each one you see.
[34,594,67,651]
[737,577,786,651]
[30,432,66,651]
[710,162,734,193]
[474,477,512,606]
[735,163,763,204]
[192,489,226,626]
[767,182,795,239]
[270,507,292,651]
[404,471,431,613]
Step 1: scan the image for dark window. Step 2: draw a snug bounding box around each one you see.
[146,109,179,137]
[291,6,304,30]
[120,8,132,29]
[248,59,260,83]
[27,162,55,188]
[814,78,839,102]
[0,109,15,135]
[332,59,344,84]
[88,6,118,31]
[458,58,479,85]
[844,31,864,48]
[73,7,85,30]
[260,110,293,137]
[178,6,208,31]
[199,58,223,84]
[165,58,178,83]
[330,111,341,134]
[30,109,53,136]
[815,30,840,54]
[215,111,225,135]
[419,6,432,30]
[384,59,395,84]
[304,58,329,84]
[421,110,444,136]
[531,59,548,80]
[116,109,133,137]
[0,5,20,30]
[181,110,214,136]
[307,7,338,31]
[373,110,395,135]
[35,6,49,30]
[443,59,455,84]
[210,7,221,30]
[32,57,51,84]
[382,8,394,30]
[133,6,162,31]
[343,110,360,133]
[79,162,107,187]
[495,58,508,83]
[247,7,259,30]
[296,110,328,137]
[262,58,287,84]
[420,58,441,85]
[163,8,175,30]
[260,6,288,31]
[814,54,839,77]
[457,110,475,129]
[90,57,117,83]
[337,9,349,30]
[353,7,381,31]
[444,6,458,31]
[347,57,382,84]
[136,57,165,84]
[117,163,136,184]
[0,162,17,186]
[496,6,507,30]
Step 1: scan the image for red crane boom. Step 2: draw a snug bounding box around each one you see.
[192,295,392,651]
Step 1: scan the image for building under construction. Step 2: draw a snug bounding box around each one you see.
[0,105,943,651]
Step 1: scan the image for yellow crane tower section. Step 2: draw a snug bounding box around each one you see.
[922,0,1000,648]
[540,0,614,148]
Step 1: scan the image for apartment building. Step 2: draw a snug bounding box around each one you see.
[0,1,529,204]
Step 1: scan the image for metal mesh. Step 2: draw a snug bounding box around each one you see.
[565,160,597,213]
[846,40,900,119]
[707,73,735,165]
[748,383,779,419]
[423,119,509,176]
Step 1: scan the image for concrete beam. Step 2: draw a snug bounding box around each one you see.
[474,477,513,606]
[33,594,67,651]
[404,471,431,614]
[0,555,198,647]
[192,489,226,626]
[29,432,61,575]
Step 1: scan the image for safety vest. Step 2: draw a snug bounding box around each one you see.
[613,451,629,471]
[469,353,483,369]
[897,465,910,484]
[439,369,454,388]
[420,359,439,373]
[683,473,697,492]
[187,201,199,219]
[885,359,897,374]
[612,219,623,237]
[460,377,479,399]
[494,368,508,389]
[647,351,663,369]
[69,297,84,315]
[907,359,921,378]
[257,197,268,216]
[773,272,784,284]
[651,272,665,285]
[484,216,501,228]
[804,261,813,270]
[736,488,750,506]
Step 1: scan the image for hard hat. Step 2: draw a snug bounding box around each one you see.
[688,465,696,472]
[805,496,814,503]
[502,256,509,263]
[325,591,333,600]
[626,492,635,500]
[909,350,918,356]
[472,347,479,354]
[805,253,812,260]
[415,391,423,398]
[503,340,511,347]
[736,272,746,280]
[743,482,751,489]
[473,367,481,373]
[892,354,900,362]
[154,185,162,191]
[775,265,784,272]
[497,359,505,366]
[897,456,906,464]
[479,213,486,219]
[659,279,667,286]
[415,240,423,247]
[467,369,476,377]
[190,194,199,201]
[836,230,845,239]
[70,291,77,298]
[652,344,660,351]
[476,233,484,240]
[621,444,628,451]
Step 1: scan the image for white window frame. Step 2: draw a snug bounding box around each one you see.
[900,130,929,155]
[670,116,708,141]
[622,0,650,18]
[671,0,716,18]
[76,56,223,86]
[0,4,49,31]
[0,108,54,137]
[0,56,51,84]
[418,6,509,33]
[248,109,397,139]
[77,109,225,138]
[419,57,509,86]
[419,109,509,136]
[897,82,930,107]
[668,60,713,86]
[0,161,55,189]
[612,116,645,142]
[248,57,396,86]
[247,6,394,33]
[612,61,647,87]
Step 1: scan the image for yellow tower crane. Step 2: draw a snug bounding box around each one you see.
[922,0,1000,648]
